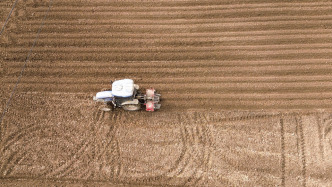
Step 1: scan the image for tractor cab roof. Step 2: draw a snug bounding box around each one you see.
[112,79,134,97]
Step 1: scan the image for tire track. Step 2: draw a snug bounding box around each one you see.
[296,115,307,187]
[124,112,198,185]
[0,124,54,174]
[32,111,93,179]
[1,150,16,176]
[113,139,121,180]
[212,113,283,179]
[120,120,188,185]
[224,112,275,122]
[55,144,90,179]
[200,121,213,186]
[315,114,325,161]
[77,168,92,180]
[93,110,122,181]
[323,118,332,153]
[45,139,90,178]
[280,117,286,187]
[0,123,48,153]
[157,124,189,184]
[90,107,106,179]
[35,127,92,179]
[295,116,300,156]
[4,151,28,177]
[1,137,52,177]
[177,113,212,186]
[0,122,83,178]
[0,150,26,176]
[93,109,103,123]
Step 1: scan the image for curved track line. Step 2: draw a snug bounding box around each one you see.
[0,150,19,176]
[0,125,80,178]
[77,168,92,180]
[0,124,53,153]
[90,109,126,181]
[123,121,188,185]
[0,124,55,174]
[1,151,27,176]
[45,140,90,178]
[176,117,212,186]
[13,131,89,179]
[183,125,205,186]
[0,0,19,36]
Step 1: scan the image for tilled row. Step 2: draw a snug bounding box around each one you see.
[2,0,332,111]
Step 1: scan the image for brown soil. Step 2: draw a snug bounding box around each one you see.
[1,0,332,186]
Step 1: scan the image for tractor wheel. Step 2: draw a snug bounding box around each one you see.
[122,104,141,111]
[100,107,111,112]
[99,102,113,112]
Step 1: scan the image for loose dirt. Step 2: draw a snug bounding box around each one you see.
[1,0,332,186]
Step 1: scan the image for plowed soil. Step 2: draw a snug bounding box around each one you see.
[1,0,332,186]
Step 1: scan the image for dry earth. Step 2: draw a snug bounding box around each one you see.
[1,0,332,186]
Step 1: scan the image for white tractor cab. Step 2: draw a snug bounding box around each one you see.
[93,79,161,112]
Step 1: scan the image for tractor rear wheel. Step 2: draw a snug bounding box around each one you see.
[122,104,141,111]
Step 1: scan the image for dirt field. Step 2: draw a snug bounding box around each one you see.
[1,0,332,186]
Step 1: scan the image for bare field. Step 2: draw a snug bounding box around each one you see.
[1,0,332,186]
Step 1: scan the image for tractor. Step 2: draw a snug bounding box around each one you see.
[93,79,161,111]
